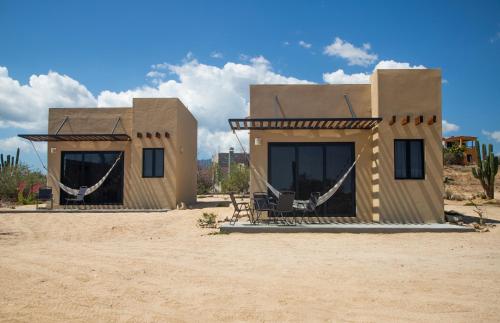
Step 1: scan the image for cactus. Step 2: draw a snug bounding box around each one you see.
[0,148,21,173]
[472,141,498,199]
[15,148,20,166]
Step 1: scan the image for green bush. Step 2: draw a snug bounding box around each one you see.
[221,163,249,194]
[443,144,465,165]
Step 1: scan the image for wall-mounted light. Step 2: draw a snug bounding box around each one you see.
[50,147,56,154]
[254,138,262,146]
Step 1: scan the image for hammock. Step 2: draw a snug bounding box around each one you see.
[27,140,123,197]
[232,129,373,208]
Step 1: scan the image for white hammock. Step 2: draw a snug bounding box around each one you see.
[27,139,123,197]
[232,130,371,208]
[50,152,123,196]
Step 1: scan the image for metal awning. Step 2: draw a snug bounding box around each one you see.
[228,117,382,131]
[18,134,131,142]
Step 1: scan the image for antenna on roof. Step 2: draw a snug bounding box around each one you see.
[343,94,357,118]
[274,95,286,118]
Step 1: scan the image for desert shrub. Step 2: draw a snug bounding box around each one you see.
[198,212,218,228]
[0,163,45,204]
[221,163,249,194]
[443,144,465,165]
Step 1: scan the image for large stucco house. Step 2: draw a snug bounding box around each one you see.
[20,98,197,209]
[229,69,443,223]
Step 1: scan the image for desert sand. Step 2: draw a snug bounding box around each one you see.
[1,198,500,322]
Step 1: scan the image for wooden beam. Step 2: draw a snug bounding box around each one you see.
[137,132,143,138]
[155,132,161,138]
[415,115,423,126]
[389,115,396,126]
[427,115,437,125]
[401,116,410,126]
[146,132,152,138]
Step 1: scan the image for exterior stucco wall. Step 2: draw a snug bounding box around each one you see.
[46,98,197,209]
[175,100,198,206]
[371,69,443,223]
[250,84,371,118]
[249,70,443,223]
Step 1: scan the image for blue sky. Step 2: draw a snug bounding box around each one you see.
[1,0,499,170]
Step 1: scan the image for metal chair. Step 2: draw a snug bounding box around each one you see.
[294,192,321,224]
[65,186,87,209]
[252,192,273,224]
[269,191,295,225]
[229,192,251,224]
[36,186,53,210]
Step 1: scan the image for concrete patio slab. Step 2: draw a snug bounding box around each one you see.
[220,222,475,233]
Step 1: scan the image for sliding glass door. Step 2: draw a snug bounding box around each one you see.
[60,151,124,205]
[268,143,355,217]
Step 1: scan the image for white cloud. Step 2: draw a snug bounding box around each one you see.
[374,60,425,70]
[323,37,378,66]
[442,79,448,84]
[323,60,426,84]
[0,66,97,130]
[322,69,370,84]
[210,51,223,59]
[482,130,500,143]
[98,56,311,157]
[298,40,312,49]
[442,120,460,133]
[282,41,290,46]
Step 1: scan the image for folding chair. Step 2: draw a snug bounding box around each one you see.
[269,191,295,225]
[65,186,87,209]
[36,186,53,209]
[229,192,251,224]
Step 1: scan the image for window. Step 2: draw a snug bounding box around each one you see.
[394,139,424,180]
[143,148,164,178]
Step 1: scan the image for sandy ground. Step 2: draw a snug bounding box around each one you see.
[1,197,500,322]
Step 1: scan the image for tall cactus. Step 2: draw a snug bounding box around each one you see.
[472,141,498,199]
[15,148,20,166]
[0,148,21,173]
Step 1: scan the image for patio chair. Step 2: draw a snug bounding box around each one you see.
[36,186,53,210]
[269,191,295,225]
[229,192,251,225]
[65,186,87,209]
[252,192,273,224]
[294,192,321,224]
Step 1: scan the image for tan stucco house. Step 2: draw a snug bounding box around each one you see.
[20,98,197,209]
[230,69,443,223]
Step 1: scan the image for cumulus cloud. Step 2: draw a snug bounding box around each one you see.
[322,69,370,84]
[323,60,426,84]
[323,37,378,66]
[98,56,311,156]
[298,40,312,49]
[442,120,460,133]
[0,57,312,161]
[0,66,97,130]
[482,130,500,143]
[373,60,425,69]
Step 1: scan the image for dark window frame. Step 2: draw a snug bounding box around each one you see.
[142,148,164,178]
[60,151,124,205]
[268,142,356,217]
[394,139,425,180]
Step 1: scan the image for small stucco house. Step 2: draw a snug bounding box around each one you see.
[20,98,197,209]
[229,69,443,223]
